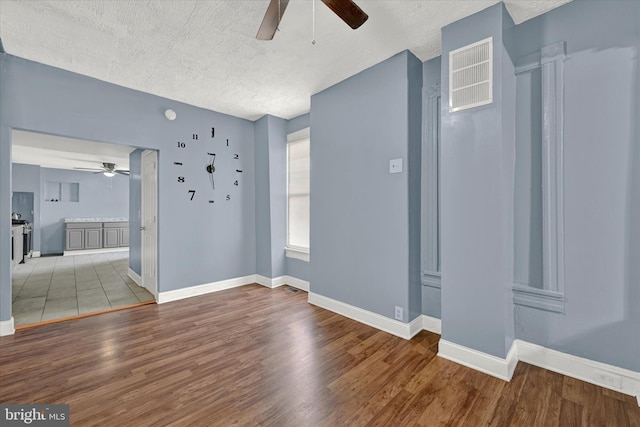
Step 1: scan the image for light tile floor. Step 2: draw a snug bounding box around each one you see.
[12,251,154,327]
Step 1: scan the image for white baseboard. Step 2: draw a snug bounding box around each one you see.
[421,315,442,334]
[255,275,287,288]
[127,268,143,287]
[409,315,424,338]
[516,340,640,403]
[63,247,128,256]
[157,275,256,304]
[255,275,310,292]
[438,339,518,381]
[282,275,310,292]
[32,251,41,258]
[157,274,309,304]
[0,317,15,336]
[308,292,416,340]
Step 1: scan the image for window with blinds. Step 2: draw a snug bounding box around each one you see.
[286,137,310,254]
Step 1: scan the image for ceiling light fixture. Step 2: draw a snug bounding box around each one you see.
[103,171,115,177]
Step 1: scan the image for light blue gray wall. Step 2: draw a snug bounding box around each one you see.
[39,167,129,254]
[407,53,423,322]
[310,51,421,322]
[0,54,256,322]
[421,56,442,319]
[508,0,640,371]
[286,113,309,135]
[254,115,287,279]
[440,3,516,358]
[129,149,143,275]
[11,163,41,251]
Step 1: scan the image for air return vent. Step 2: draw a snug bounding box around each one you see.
[449,37,493,112]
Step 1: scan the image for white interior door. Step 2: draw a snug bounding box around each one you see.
[141,150,158,297]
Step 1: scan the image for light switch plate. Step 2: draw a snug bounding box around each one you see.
[389,158,403,174]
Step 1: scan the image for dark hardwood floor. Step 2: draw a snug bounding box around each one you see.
[1,284,638,426]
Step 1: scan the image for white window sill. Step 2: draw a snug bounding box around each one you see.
[285,247,310,262]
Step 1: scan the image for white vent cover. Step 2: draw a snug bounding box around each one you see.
[449,37,493,112]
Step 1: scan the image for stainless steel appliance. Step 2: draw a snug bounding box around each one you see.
[12,219,32,263]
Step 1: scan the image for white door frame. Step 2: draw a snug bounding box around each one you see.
[141,149,158,297]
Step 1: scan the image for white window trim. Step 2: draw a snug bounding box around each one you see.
[286,128,310,259]
[285,246,310,262]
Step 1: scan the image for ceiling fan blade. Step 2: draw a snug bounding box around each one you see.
[321,0,368,29]
[73,167,103,172]
[115,170,130,176]
[257,0,290,40]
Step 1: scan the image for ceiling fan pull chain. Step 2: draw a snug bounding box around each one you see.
[312,0,316,45]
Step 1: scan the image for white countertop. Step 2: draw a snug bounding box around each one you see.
[64,217,128,223]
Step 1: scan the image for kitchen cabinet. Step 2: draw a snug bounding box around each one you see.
[65,220,128,252]
[104,222,128,248]
[65,229,84,251]
[120,227,129,247]
[103,228,120,248]
[85,228,103,249]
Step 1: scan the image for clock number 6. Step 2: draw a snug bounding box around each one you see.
[188,190,196,200]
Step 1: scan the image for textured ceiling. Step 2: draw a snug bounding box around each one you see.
[0,0,571,121]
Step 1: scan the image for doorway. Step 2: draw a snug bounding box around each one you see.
[10,130,158,328]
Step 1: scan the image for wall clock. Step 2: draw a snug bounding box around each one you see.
[174,127,243,203]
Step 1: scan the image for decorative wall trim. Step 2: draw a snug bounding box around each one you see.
[63,247,128,257]
[0,317,15,336]
[157,275,256,304]
[308,292,415,340]
[512,283,565,313]
[422,272,442,289]
[438,339,518,381]
[421,315,442,334]
[516,340,640,403]
[540,41,566,296]
[422,83,441,277]
[32,251,41,258]
[285,247,310,262]
[127,268,143,287]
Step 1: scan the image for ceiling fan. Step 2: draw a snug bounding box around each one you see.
[74,162,129,177]
[257,0,368,40]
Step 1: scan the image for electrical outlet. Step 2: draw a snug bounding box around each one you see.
[394,306,403,321]
[594,370,623,389]
[389,158,403,174]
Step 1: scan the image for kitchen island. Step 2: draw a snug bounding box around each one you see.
[64,217,129,255]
